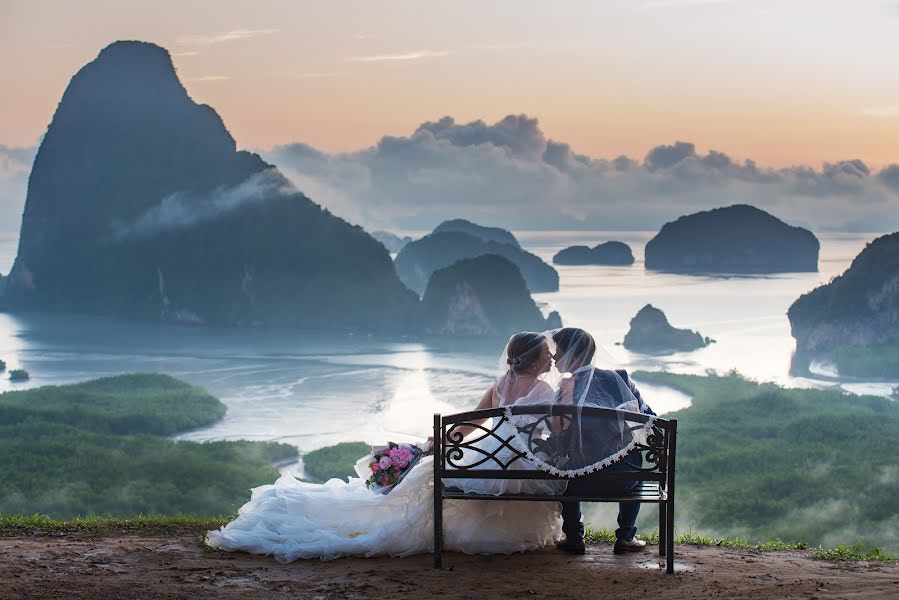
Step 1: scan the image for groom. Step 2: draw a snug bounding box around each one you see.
[550,327,656,556]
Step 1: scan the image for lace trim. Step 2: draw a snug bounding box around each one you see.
[503,406,657,478]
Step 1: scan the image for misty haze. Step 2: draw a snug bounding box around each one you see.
[1,2,898,598]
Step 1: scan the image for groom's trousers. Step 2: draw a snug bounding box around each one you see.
[560,451,642,542]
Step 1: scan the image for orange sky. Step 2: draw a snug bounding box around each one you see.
[2,0,899,168]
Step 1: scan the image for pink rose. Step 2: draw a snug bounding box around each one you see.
[370,461,380,473]
[391,447,412,469]
[379,456,392,470]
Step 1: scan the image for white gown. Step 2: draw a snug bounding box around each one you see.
[206,420,563,562]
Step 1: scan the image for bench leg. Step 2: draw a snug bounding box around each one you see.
[659,501,666,557]
[666,495,675,573]
[433,486,443,569]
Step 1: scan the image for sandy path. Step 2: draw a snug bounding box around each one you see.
[1,533,897,599]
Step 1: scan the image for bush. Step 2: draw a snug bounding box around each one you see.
[8,369,28,381]
[303,441,370,482]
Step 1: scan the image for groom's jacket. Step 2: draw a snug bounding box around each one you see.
[556,368,655,470]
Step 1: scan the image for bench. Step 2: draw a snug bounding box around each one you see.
[433,405,678,573]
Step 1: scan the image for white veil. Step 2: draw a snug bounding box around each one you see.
[506,327,657,478]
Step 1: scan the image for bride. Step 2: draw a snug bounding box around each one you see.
[205,332,564,562]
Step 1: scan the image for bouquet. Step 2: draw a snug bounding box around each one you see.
[353,442,427,494]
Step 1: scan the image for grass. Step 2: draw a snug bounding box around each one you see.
[585,527,898,562]
[0,513,231,536]
[584,527,806,550]
[811,544,899,563]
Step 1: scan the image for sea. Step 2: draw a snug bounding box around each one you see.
[0,230,893,460]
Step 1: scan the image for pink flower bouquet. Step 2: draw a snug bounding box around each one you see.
[354,442,424,494]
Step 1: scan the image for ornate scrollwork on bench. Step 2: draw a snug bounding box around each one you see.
[443,408,668,474]
[444,414,528,470]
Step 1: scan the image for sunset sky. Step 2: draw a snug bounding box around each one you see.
[2,0,899,168]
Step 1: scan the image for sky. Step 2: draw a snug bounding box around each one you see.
[1,0,899,235]
[2,0,899,166]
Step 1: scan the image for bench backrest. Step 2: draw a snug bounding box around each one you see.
[434,405,676,483]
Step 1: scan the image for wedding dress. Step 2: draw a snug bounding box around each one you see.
[206,333,565,562]
[205,450,561,562]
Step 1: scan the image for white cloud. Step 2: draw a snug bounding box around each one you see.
[347,49,452,63]
[186,75,231,82]
[115,169,295,239]
[178,29,279,46]
[264,114,899,233]
[292,71,351,79]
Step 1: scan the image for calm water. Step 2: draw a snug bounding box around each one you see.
[0,231,892,455]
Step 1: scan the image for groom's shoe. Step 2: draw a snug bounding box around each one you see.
[556,538,586,555]
[613,538,647,554]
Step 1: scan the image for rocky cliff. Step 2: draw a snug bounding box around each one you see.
[394,231,558,295]
[553,241,634,266]
[432,218,521,248]
[370,230,412,253]
[420,254,561,336]
[789,232,899,354]
[1,41,418,329]
[645,205,819,273]
[622,304,711,353]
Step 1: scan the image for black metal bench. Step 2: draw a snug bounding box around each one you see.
[433,405,678,573]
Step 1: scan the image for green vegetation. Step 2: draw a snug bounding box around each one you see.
[584,527,806,550]
[0,374,296,518]
[0,359,6,371]
[8,369,29,381]
[303,441,369,482]
[0,513,230,537]
[811,544,899,563]
[831,343,899,378]
[633,370,899,552]
[584,527,897,562]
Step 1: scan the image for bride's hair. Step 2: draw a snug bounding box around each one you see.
[505,332,546,375]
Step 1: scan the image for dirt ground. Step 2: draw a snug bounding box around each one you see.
[1,533,898,600]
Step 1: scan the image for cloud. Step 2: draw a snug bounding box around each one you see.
[264,114,899,233]
[114,169,295,239]
[347,49,452,63]
[178,29,279,46]
[186,75,231,82]
[0,144,35,236]
[292,71,351,79]
[879,164,899,192]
